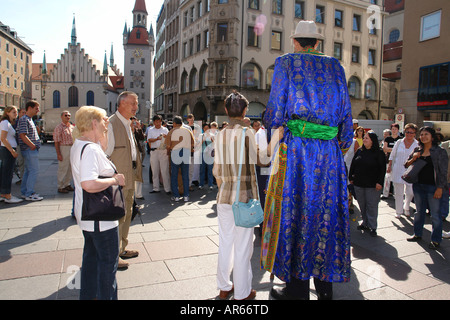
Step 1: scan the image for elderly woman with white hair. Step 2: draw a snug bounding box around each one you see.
[71,106,125,300]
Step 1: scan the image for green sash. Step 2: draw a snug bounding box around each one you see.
[287,119,338,140]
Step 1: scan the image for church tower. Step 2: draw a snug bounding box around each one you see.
[123,0,155,122]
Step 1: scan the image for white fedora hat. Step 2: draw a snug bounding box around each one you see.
[290,20,324,39]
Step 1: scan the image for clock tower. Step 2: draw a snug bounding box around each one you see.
[123,0,155,122]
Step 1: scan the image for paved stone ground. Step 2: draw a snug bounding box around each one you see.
[0,144,449,300]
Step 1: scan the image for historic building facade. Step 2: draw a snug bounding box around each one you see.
[31,17,124,139]
[123,0,155,122]
[156,0,384,123]
[0,21,33,113]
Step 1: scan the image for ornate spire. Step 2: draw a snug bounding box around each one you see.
[71,14,77,46]
[42,51,47,74]
[103,51,108,75]
[110,43,114,66]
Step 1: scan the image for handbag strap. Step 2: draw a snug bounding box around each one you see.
[80,142,118,174]
[234,127,260,205]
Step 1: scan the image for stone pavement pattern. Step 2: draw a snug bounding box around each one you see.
[0,144,449,300]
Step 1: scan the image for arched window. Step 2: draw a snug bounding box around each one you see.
[189,68,198,92]
[365,79,377,100]
[86,91,94,106]
[181,71,188,94]
[266,65,274,90]
[68,86,78,107]
[53,90,61,108]
[242,62,261,89]
[389,29,400,43]
[199,64,208,89]
[348,76,361,99]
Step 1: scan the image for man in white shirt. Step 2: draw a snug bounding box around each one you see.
[146,115,170,194]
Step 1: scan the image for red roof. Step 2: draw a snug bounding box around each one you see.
[127,27,149,45]
[110,76,124,90]
[133,0,148,14]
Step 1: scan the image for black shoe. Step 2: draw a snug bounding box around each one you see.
[270,287,304,300]
[149,190,160,193]
[407,235,422,242]
[369,229,377,237]
[428,242,440,250]
[357,224,368,231]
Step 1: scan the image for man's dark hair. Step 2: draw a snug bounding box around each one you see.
[173,116,183,125]
[294,38,318,48]
[153,114,162,122]
[26,100,39,110]
[224,92,249,118]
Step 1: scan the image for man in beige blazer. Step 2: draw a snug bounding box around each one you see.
[106,91,143,270]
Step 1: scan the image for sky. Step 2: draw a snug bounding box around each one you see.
[1,0,164,73]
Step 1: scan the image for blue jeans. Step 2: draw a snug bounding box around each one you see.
[80,223,119,300]
[20,149,39,197]
[200,158,213,187]
[412,183,442,243]
[0,146,16,194]
[170,148,190,198]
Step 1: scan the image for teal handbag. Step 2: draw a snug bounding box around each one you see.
[232,128,264,228]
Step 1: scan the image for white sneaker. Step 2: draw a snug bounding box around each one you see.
[4,196,24,204]
[171,196,182,202]
[184,196,189,202]
[395,213,402,219]
[443,231,450,239]
[404,210,410,217]
[25,194,43,201]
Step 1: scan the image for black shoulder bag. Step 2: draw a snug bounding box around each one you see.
[80,143,125,221]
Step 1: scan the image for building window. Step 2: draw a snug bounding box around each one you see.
[365,79,377,100]
[189,38,194,56]
[295,1,305,19]
[334,42,342,60]
[418,62,449,106]
[352,46,360,63]
[271,31,282,50]
[189,68,197,91]
[353,14,361,31]
[53,90,61,108]
[199,64,208,89]
[217,23,228,42]
[348,76,361,98]
[183,42,188,58]
[204,30,210,48]
[249,0,259,10]
[242,63,261,89]
[316,5,325,24]
[368,49,376,66]
[272,0,282,15]
[86,91,95,106]
[181,71,188,93]
[420,10,441,42]
[68,86,78,107]
[389,29,400,43]
[196,34,201,52]
[266,65,274,90]
[335,10,343,28]
[248,26,259,47]
[217,62,227,84]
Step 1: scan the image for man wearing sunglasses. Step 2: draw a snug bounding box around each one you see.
[54,111,74,193]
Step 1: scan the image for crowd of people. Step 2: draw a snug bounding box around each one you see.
[1,20,449,301]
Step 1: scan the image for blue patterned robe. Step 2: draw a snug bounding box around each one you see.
[263,51,353,283]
